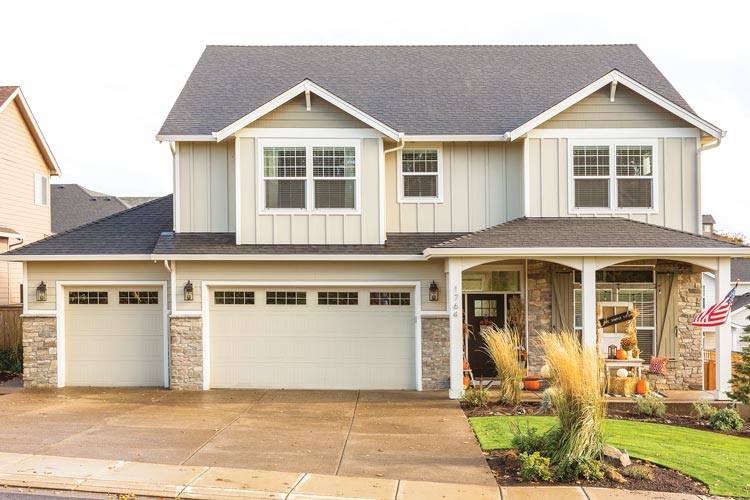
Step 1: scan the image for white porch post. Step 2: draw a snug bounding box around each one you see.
[715,257,732,400]
[448,258,464,399]
[581,257,597,347]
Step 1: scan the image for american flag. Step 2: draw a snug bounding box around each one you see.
[693,282,738,327]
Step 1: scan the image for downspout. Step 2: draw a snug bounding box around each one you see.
[8,237,25,250]
[383,133,405,155]
[700,138,721,151]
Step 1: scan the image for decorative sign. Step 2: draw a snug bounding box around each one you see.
[599,310,634,328]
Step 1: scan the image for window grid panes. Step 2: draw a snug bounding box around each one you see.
[573,146,610,177]
[119,291,158,305]
[266,291,306,305]
[318,291,359,305]
[573,289,613,328]
[263,147,306,177]
[402,148,439,198]
[473,299,497,317]
[68,291,108,305]
[617,289,655,328]
[369,292,410,306]
[214,291,255,305]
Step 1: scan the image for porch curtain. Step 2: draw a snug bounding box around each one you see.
[551,271,574,332]
[655,272,678,359]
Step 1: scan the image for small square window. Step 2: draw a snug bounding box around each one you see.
[318,291,359,305]
[118,291,159,305]
[266,291,307,305]
[400,148,441,201]
[214,291,255,305]
[68,291,108,305]
[369,292,410,306]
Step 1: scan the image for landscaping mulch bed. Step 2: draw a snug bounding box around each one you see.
[0,372,17,384]
[485,450,709,495]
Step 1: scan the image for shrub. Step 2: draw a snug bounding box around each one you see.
[539,331,605,464]
[728,328,750,404]
[518,452,552,482]
[539,387,557,414]
[462,387,490,408]
[481,327,524,406]
[553,456,604,482]
[623,464,654,480]
[693,401,718,420]
[0,343,23,375]
[634,394,666,418]
[709,407,745,431]
[509,422,547,455]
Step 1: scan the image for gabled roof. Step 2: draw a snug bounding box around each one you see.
[51,184,158,233]
[0,86,61,175]
[702,214,717,225]
[158,45,713,139]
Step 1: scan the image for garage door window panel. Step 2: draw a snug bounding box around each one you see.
[215,291,255,305]
[68,291,108,305]
[370,292,410,306]
[318,291,358,305]
[267,291,307,305]
[119,291,159,304]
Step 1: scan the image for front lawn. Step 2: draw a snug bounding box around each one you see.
[470,415,750,498]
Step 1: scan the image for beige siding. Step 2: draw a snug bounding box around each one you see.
[386,142,524,233]
[526,136,700,232]
[0,100,52,304]
[248,94,369,129]
[26,261,170,311]
[174,259,447,313]
[538,87,693,129]
[239,137,381,245]
[176,140,235,232]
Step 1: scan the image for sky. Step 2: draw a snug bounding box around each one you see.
[1,0,748,236]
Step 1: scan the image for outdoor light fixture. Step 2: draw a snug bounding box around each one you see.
[36,281,47,302]
[429,281,439,302]
[184,281,194,301]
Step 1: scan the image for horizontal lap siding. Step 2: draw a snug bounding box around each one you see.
[247,94,370,128]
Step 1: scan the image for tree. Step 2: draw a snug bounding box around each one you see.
[727,305,750,404]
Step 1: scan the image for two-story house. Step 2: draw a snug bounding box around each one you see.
[3,45,748,399]
[0,86,60,305]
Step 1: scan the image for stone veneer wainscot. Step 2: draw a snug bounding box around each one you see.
[22,315,57,388]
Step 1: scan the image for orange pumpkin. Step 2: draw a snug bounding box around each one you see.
[636,378,650,395]
[463,375,470,389]
[615,349,628,360]
[523,377,541,391]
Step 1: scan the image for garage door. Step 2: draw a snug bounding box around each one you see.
[64,286,165,387]
[209,287,416,390]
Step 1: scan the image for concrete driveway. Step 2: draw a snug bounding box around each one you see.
[0,389,495,487]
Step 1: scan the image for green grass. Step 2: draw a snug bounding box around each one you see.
[470,416,750,498]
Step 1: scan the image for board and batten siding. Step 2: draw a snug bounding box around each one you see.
[537,87,693,129]
[176,141,235,233]
[173,259,447,313]
[386,142,524,233]
[26,261,170,311]
[526,136,699,232]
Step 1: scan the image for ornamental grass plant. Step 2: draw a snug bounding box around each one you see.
[482,327,524,406]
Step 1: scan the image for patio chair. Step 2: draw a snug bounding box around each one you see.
[646,355,669,393]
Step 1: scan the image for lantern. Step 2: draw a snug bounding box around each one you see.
[36,281,47,302]
[608,344,618,359]
[184,281,194,301]
[428,281,439,302]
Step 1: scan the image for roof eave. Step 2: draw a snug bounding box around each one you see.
[424,247,750,258]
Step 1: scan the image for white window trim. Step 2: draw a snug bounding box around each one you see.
[256,138,361,215]
[34,173,49,206]
[568,138,658,215]
[397,144,443,203]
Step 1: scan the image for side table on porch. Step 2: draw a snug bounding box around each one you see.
[603,358,645,395]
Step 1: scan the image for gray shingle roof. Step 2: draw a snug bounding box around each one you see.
[733,292,750,313]
[732,258,750,282]
[702,214,716,225]
[158,45,694,137]
[7,195,173,255]
[153,232,466,255]
[434,217,746,249]
[51,184,158,233]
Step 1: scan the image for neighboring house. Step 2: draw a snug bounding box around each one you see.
[0,86,60,305]
[51,183,156,233]
[703,258,750,351]
[702,214,716,237]
[3,45,748,398]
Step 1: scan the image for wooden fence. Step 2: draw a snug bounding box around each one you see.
[704,349,743,391]
[0,305,22,351]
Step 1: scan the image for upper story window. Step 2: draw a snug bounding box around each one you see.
[398,147,442,202]
[571,140,656,212]
[260,139,359,213]
[34,173,49,206]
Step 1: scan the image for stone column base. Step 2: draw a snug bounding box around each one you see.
[169,315,203,390]
[22,315,58,388]
[422,317,450,390]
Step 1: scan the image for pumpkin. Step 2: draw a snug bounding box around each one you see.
[523,377,541,391]
[463,375,470,389]
[615,349,628,360]
[636,378,650,395]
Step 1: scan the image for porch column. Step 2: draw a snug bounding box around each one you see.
[447,258,464,399]
[715,257,732,400]
[581,257,597,347]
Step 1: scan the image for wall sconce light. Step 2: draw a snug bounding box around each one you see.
[184,281,194,301]
[429,281,439,302]
[36,281,47,302]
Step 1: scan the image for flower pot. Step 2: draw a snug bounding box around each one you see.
[523,377,541,391]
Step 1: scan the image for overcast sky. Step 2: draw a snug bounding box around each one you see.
[2,1,748,236]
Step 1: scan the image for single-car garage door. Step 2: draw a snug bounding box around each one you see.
[64,286,165,387]
[209,287,416,390]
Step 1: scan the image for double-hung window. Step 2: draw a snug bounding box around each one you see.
[261,140,359,212]
[34,173,49,206]
[571,140,656,212]
[399,147,442,202]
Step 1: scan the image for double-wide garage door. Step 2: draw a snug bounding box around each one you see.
[64,286,165,387]
[209,287,416,390]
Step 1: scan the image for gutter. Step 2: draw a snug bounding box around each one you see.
[701,138,722,151]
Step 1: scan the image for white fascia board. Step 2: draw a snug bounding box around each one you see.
[0,231,24,239]
[509,70,725,141]
[402,134,509,142]
[0,254,154,262]
[424,247,750,258]
[527,128,701,139]
[156,135,216,142]
[213,80,401,142]
[235,128,386,139]
[151,253,427,261]
[3,88,62,175]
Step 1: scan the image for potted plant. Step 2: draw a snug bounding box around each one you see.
[523,376,541,391]
[620,336,637,359]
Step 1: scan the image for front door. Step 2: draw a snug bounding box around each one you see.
[466,294,506,378]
